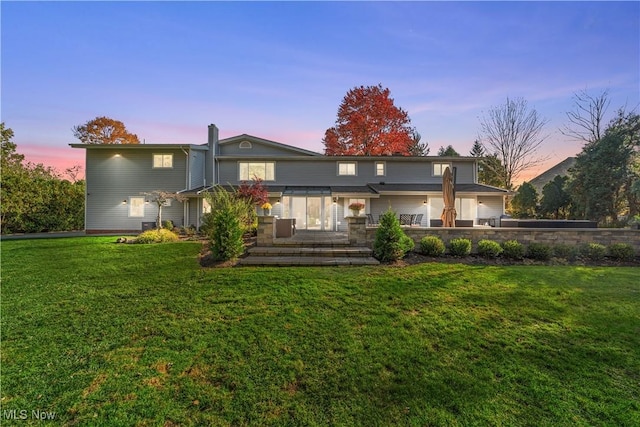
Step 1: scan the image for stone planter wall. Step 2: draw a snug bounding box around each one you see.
[363,226,640,253]
[257,216,275,247]
[348,216,367,246]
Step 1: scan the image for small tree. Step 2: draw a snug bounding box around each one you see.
[73,116,140,144]
[408,130,430,156]
[437,145,460,156]
[142,190,186,229]
[373,208,415,262]
[202,186,254,261]
[510,182,538,218]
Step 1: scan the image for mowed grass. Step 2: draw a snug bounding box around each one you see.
[1,237,639,426]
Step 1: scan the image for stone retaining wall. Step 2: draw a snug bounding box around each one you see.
[363,226,640,253]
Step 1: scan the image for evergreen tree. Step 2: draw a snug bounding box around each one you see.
[539,175,571,219]
[510,182,538,218]
[437,145,460,156]
[373,208,414,261]
[568,111,639,222]
[469,140,485,157]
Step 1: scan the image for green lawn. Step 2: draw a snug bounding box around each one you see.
[2,237,639,426]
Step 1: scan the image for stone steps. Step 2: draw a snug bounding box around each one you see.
[240,229,379,266]
[238,246,379,266]
[238,256,379,266]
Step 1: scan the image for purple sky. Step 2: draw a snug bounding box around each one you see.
[2,1,638,183]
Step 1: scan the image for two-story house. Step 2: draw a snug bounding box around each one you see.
[71,124,508,234]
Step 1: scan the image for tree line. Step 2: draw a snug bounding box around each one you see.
[1,123,85,234]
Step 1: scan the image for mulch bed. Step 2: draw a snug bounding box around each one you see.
[196,234,638,268]
[387,251,640,268]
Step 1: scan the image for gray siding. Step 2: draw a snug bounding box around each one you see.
[85,148,187,231]
[216,158,478,186]
[370,196,428,226]
[190,150,206,189]
[220,140,314,157]
[477,196,503,224]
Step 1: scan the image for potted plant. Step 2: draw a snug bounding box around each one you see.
[348,202,365,216]
[261,202,272,216]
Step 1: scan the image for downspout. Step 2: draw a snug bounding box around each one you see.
[180,146,190,228]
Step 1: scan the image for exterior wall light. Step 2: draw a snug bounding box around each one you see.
[122,199,128,204]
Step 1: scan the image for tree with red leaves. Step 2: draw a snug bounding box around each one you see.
[323,84,415,156]
[236,178,269,206]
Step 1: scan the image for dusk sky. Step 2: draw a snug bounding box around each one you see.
[2,1,638,183]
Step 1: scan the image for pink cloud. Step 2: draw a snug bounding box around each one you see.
[20,143,86,178]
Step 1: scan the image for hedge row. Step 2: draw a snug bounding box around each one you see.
[418,236,636,261]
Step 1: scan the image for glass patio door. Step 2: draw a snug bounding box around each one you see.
[306,197,322,230]
[283,196,334,231]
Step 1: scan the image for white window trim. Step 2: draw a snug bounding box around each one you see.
[239,141,252,149]
[433,162,451,177]
[128,196,145,217]
[238,161,276,181]
[375,161,386,177]
[153,153,173,169]
[337,161,357,176]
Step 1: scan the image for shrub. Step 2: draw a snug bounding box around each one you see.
[373,209,415,262]
[527,242,552,261]
[448,238,471,257]
[608,243,635,261]
[162,220,174,230]
[420,236,446,257]
[136,228,180,244]
[203,186,254,261]
[553,243,578,260]
[477,239,503,258]
[502,240,525,260]
[580,243,607,261]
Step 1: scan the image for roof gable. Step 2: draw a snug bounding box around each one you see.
[218,134,320,157]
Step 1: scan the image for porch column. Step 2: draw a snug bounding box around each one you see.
[257,216,275,247]
[348,216,367,246]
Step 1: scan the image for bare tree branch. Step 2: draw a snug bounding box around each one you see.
[479,97,549,190]
[560,89,610,145]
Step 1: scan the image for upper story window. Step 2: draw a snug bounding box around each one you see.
[153,154,173,169]
[239,162,275,181]
[239,141,252,149]
[375,161,386,176]
[338,162,357,176]
[433,162,451,177]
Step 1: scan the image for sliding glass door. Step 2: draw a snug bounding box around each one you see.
[282,196,334,231]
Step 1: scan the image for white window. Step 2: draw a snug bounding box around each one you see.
[375,161,386,176]
[239,141,252,149]
[239,162,275,181]
[153,154,173,168]
[433,162,451,176]
[202,198,211,214]
[338,162,357,176]
[129,196,145,217]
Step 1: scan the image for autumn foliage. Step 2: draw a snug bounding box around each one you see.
[73,116,140,144]
[323,85,415,156]
[236,178,269,206]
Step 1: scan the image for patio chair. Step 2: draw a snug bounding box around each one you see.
[366,213,379,226]
[411,213,423,226]
[399,214,413,226]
